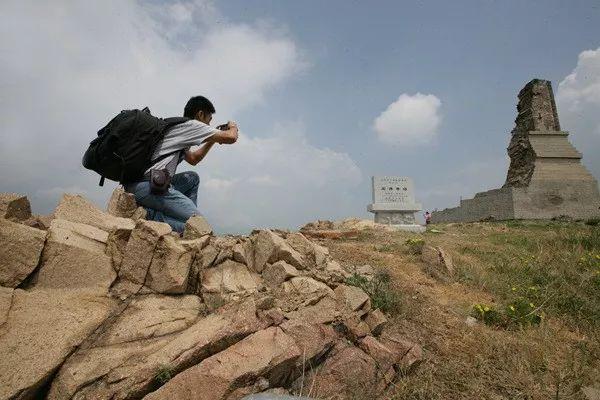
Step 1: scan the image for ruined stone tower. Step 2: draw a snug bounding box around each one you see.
[432,79,600,222]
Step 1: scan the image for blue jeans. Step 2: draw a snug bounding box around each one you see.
[125,171,201,233]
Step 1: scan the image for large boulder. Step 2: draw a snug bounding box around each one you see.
[284,232,316,268]
[365,309,388,336]
[284,295,341,325]
[279,320,337,369]
[183,215,213,239]
[297,344,380,399]
[48,299,262,400]
[334,284,371,312]
[113,220,172,296]
[93,294,202,347]
[0,288,114,400]
[201,260,260,307]
[378,333,423,371]
[146,235,194,294]
[262,261,299,288]
[54,194,135,233]
[144,326,302,400]
[282,276,334,297]
[0,219,46,288]
[0,193,31,221]
[107,186,146,219]
[35,219,115,292]
[421,245,455,279]
[252,230,305,272]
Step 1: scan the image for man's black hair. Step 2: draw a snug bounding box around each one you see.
[183,96,216,118]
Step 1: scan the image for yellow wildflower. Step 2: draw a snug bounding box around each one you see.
[509,305,515,312]
[512,287,516,291]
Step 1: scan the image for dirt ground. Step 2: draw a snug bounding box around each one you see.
[319,221,600,400]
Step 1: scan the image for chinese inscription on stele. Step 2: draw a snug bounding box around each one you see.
[372,176,415,204]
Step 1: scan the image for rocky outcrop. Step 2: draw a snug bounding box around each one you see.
[107,186,147,220]
[0,193,422,400]
[54,194,135,233]
[0,219,46,288]
[35,219,115,292]
[0,288,114,400]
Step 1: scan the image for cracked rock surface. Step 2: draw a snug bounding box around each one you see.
[0,193,422,400]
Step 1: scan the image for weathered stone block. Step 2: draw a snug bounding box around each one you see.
[48,300,261,400]
[147,235,193,294]
[299,344,380,399]
[106,186,139,218]
[262,260,299,288]
[365,309,387,336]
[334,284,371,312]
[183,215,213,239]
[54,194,135,232]
[202,259,260,295]
[282,276,334,296]
[118,220,171,285]
[36,220,115,292]
[0,218,46,288]
[421,245,454,278]
[252,229,305,272]
[0,288,113,400]
[0,193,31,221]
[144,327,301,400]
[280,320,337,367]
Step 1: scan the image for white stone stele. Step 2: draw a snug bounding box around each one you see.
[367,176,425,233]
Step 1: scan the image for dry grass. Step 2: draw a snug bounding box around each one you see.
[323,221,600,400]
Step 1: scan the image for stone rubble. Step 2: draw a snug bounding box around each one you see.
[0,192,422,400]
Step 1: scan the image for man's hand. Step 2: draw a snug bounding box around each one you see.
[208,121,239,145]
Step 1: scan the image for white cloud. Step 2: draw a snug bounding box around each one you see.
[557,48,600,134]
[372,93,442,146]
[189,124,362,233]
[556,47,600,179]
[0,0,362,233]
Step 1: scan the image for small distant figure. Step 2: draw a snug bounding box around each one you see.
[424,211,431,225]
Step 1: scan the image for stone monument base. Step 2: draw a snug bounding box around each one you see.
[371,211,426,233]
[385,224,426,233]
[373,210,416,225]
[432,180,600,223]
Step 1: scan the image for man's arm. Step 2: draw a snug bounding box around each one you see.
[184,121,239,165]
[184,141,215,166]
[203,121,239,145]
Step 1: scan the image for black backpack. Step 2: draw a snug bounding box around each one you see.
[82,107,188,186]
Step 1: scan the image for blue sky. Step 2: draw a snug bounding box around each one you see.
[1,1,599,233]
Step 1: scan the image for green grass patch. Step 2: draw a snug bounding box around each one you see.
[346,271,402,315]
[458,225,600,330]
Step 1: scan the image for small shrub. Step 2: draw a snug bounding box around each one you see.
[154,364,173,387]
[405,238,425,255]
[345,271,401,314]
[505,297,542,326]
[472,286,543,328]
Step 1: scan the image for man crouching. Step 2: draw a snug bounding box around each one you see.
[124,95,238,232]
